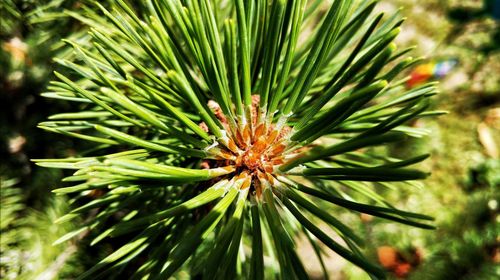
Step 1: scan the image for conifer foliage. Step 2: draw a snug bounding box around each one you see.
[36,0,438,278]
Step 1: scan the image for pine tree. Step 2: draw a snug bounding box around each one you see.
[35,0,439,278]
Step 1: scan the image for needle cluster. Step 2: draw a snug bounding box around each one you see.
[36,0,439,278]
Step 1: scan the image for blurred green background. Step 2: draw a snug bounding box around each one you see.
[1,0,498,279]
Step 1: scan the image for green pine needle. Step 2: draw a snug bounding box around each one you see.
[37,0,438,278]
